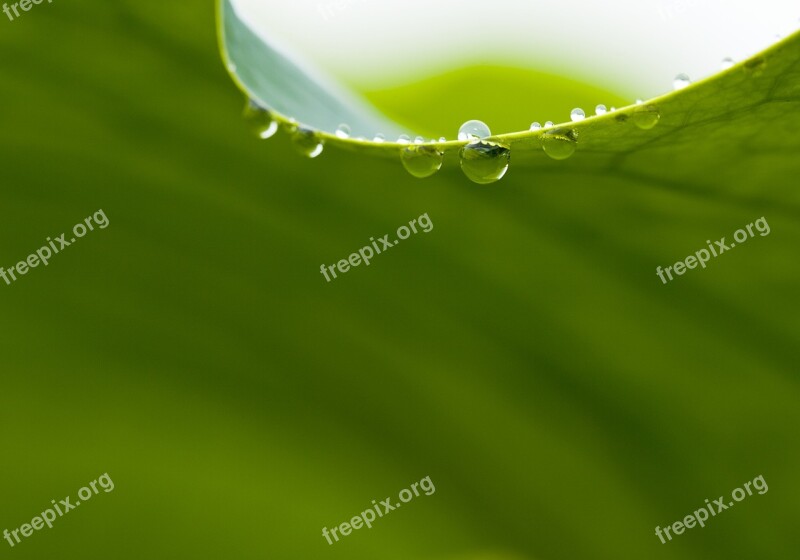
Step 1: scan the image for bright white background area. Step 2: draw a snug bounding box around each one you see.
[231,0,799,98]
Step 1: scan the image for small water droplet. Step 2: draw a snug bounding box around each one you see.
[595,104,607,116]
[541,128,577,160]
[530,122,542,130]
[438,137,447,143]
[458,120,491,141]
[610,107,617,112]
[459,141,510,184]
[570,108,586,122]
[673,73,691,90]
[744,57,766,75]
[632,104,661,130]
[355,136,366,142]
[635,99,643,105]
[242,99,278,139]
[227,62,237,73]
[721,57,735,70]
[397,134,411,144]
[335,124,351,139]
[281,118,298,134]
[373,133,386,143]
[292,128,324,158]
[545,121,554,128]
[401,145,444,179]
[414,136,425,144]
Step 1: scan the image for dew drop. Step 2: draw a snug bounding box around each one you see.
[458,120,491,141]
[530,122,542,130]
[635,99,644,105]
[373,133,386,143]
[459,141,510,184]
[281,118,298,134]
[292,128,324,158]
[570,108,586,122]
[335,124,351,139]
[242,99,278,139]
[673,73,691,90]
[744,57,766,75]
[610,107,617,112]
[721,57,735,70]
[397,134,411,144]
[545,121,554,128]
[632,104,661,130]
[227,62,237,73]
[595,104,607,116]
[541,128,577,160]
[401,145,444,179]
[438,137,447,143]
[414,136,425,144]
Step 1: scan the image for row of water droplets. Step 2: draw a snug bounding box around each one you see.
[241,54,756,184]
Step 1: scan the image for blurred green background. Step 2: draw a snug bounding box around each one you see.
[1,2,798,560]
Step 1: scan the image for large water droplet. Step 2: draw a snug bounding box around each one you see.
[541,128,577,160]
[632,104,661,130]
[530,122,542,130]
[459,141,510,184]
[243,100,278,139]
[397,134,411,144]
[595,104,607,116]
[292,128,324,158]
[401,145,444,179]
[335,124,351,139]
[458,120,491,141]
[673,73,691,90]
[545,121,554,128]
[721,57,735,70]
[570,108,586,122]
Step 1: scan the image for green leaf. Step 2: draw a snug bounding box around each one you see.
[219,0,800,181]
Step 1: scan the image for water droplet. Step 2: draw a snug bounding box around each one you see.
[541,128,577,160]
[355,136,366,142]
[635,99,644,105]
[458,120,491,141]
[335,124,351,139]
[292,128,324,158]
[545,121,554,129]
[373,133,386,143]
[610,107,617,112]
[438,137,447,143]
[673,73,691,90]
[632,104,661,130]
[397,134,411,144]
[570,108,586,122]
[721,57,735,70]
[414,136,425,144]
[459,141,510,184]
[744,57,766,75]
[595,104,607,116]
[227,62,237,73]
[242,99,278,139]
[530,122,542,130]
[401,145,444,179]
[281,119,298,134]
